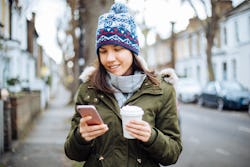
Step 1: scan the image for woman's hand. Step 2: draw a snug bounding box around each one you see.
[79,116,109,141]
[125,120,152,142]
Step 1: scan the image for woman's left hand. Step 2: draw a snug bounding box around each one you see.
[125,120,151,142]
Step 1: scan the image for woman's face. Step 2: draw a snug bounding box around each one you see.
[99,45,133,76]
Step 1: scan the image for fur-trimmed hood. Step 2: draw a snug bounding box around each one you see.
[79,66,96,83]
[159,68,178,85]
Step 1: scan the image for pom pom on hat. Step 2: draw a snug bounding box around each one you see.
[110,2,128,14]
[96,2,139,55]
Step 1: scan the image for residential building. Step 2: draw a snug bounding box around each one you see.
[0,0,56,108]
[218,0,250,89]
[147,0,250,90]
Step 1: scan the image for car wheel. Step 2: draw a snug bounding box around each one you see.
[198,97,204,106]
[217,98,224,111]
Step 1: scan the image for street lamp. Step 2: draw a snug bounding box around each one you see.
[170,21,176,69]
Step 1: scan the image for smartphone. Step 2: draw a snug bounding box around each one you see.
[77,105,104,125]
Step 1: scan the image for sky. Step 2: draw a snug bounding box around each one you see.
[28,0,245,64]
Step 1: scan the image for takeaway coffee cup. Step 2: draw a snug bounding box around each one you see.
[120,105,144,139]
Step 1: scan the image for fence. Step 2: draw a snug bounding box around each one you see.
[10,91,41,139]
[0,91,41,154]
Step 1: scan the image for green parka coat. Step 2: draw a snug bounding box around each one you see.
[64,75,182,167]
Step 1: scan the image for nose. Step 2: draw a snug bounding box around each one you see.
[106,50,116,62]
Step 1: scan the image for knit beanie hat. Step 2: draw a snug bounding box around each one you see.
[96,2,140,55]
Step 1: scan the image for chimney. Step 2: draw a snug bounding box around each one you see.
[215,0,233,17]
[186,17,202,32]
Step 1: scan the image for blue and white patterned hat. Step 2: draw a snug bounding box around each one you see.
[96,2,139,55]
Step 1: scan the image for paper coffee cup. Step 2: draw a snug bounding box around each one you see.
[120,105,144,139]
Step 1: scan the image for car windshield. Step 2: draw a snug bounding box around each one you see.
[221,82,244,91]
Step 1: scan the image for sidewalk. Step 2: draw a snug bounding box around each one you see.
[0,84,75,167]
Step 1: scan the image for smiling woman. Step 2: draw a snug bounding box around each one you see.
[64,2,182,167]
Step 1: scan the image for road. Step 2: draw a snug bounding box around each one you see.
[1,96,249,167]
[168,103,250,167]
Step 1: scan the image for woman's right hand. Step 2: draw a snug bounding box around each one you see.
[79,116,109,141]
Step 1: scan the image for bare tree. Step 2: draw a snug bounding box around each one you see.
[79,0,113,67]
[56,0,113,102]
[182,0,232,81]
[55,0,81,103]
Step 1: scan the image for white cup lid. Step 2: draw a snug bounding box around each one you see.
[120,105,144,116]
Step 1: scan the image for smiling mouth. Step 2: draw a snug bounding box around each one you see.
[109,65,120,70]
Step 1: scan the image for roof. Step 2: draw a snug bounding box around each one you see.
[225,0,250,17]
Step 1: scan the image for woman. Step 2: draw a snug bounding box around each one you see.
[64,2,182,167]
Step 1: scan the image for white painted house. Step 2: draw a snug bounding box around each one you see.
[218,0,250,89]
[147,0,250,90]
[0,0,58,108]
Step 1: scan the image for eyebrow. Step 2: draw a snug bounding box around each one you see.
[99,46,108,51]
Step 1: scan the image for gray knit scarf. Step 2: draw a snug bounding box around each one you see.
[107,71,146,107]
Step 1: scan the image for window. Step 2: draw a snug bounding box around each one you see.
[234,21,240,42]
[196,32,201,56]
[223,27,227,45]
[204,83,217,94]
[184,68,188,78]
[249,16,250,41]
[232,59,237,80]
[197,65,201,81]
[223,62,227,80]
[188,35,192,57]
[213,63,217,80]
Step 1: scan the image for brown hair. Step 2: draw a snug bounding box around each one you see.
[90,54,159,93]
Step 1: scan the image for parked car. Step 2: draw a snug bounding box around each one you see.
[176,78,202,103]
[198,81,250,110]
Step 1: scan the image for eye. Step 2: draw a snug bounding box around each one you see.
[99,48,107,54]
[114,46,123,52]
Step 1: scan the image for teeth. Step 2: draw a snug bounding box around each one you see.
[110,65,119,69]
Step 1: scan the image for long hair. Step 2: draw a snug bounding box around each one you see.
[90,54,159,93]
